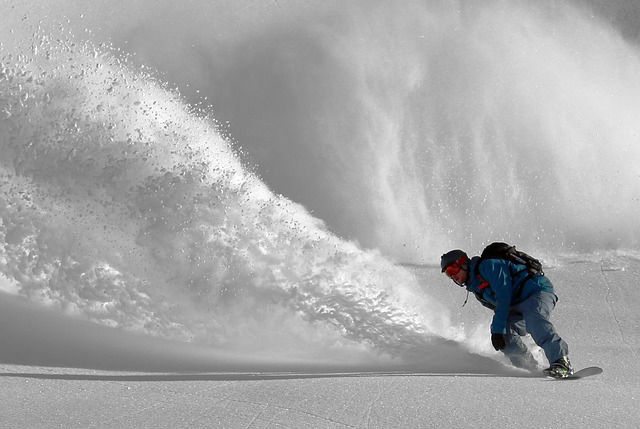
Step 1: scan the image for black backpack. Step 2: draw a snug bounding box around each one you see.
[476,242,543,277]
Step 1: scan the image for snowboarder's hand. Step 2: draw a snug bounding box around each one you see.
[491,333,506,351]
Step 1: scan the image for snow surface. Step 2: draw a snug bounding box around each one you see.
[1,258,639,428]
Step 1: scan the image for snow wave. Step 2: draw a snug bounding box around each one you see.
[2,0,640,370]
[0,24,453,364]
[121,0,640,260]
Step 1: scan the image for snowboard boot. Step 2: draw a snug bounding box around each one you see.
[543,356,574,378]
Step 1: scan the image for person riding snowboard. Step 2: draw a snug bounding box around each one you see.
[440,246,573,378]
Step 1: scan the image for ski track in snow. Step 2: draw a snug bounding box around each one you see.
[600,262,638,361]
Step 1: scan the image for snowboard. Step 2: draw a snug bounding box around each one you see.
[549,366,603,380]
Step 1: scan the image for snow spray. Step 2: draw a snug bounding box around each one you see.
[0,18,455,366]
[1,0,639,368]
[118,0,639,261]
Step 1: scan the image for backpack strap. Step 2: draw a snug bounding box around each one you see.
[462,278,490,307]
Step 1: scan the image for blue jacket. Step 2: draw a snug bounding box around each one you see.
[465,256,554,334]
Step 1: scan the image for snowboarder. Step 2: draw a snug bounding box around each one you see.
[440,248,573,378]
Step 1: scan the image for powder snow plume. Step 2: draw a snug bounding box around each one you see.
[0,21,459,368]
[94,0,640,262]
[3,0,640,373]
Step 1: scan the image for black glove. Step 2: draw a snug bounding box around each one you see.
[491,333,506,351]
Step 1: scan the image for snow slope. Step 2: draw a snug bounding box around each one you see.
[1,257,639,428]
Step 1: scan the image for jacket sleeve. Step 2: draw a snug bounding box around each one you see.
[479,259,514,334]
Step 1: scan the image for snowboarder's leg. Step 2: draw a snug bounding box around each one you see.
[518,291,569,365]
[503,315,538,371]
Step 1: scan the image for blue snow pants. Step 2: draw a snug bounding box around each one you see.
[503,291,569,367]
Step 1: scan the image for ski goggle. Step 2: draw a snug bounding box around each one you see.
[444,263,462,278]
[444,257,467,278]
